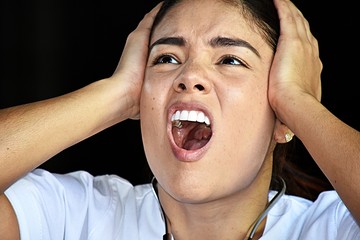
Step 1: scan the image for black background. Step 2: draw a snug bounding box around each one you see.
[1,0,359,186]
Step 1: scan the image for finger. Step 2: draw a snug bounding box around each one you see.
[116,1,163,71]
[274,0,320,60]
[274,0,312,43]
[287,1,315,46]
[273,0,298,38]
[136,1,163,32]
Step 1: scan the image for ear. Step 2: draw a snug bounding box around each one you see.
[273,119,294,143]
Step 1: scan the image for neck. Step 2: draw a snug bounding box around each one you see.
[158,178,285,240]
[154,176,283,240]
[152,157,285,240]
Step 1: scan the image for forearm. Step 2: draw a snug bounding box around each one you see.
[0,78,132,192]
[280,94,360,222]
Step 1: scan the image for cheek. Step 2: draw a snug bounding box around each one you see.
[140,93,161,168]
[140,77,169,160]
[140,83,160,136]
[140,71,173,123]
[140,75,161,118]
[221,80,275,151]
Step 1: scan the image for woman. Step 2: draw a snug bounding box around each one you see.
[0,0,359,239]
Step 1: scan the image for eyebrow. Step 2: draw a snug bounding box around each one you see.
[149,36,260,58]
[210,37,260,58]
[149,37,186,51]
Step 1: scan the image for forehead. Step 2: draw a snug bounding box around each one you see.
[151,0,267,49]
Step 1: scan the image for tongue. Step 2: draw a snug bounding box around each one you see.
[172,122,212,150]
[183,138,209,150]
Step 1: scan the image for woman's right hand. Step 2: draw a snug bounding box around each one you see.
[109,2,162,120]
[0,2,162,193]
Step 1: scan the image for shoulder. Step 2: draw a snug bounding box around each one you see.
[263,190,360,240]
[5,168,164,239]
[8,168,151,198]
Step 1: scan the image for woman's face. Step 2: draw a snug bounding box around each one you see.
[140,0,276,203]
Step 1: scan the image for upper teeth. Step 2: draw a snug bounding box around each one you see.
[171,110,210,126]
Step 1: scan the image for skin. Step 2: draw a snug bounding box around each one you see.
[270,0,360,225]
[0,0,359,239]
[141,0,281,239]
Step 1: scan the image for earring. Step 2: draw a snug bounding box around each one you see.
[285,132,293,142]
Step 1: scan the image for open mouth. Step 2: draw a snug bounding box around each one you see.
[171,110,212,150]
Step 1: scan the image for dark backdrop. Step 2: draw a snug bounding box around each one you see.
[1,0,359,186]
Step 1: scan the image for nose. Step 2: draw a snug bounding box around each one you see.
[173,62,212,94]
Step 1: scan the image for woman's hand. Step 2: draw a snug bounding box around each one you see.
[109,2,162,120]
[0,3,162,193]
[271,0,360,224]
[269,0,322,128]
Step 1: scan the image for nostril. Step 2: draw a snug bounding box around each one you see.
[195,84,204,91]
[178,83,186,90]
[177,83,205,92]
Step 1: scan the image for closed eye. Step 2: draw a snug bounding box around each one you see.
[152,54,180,65]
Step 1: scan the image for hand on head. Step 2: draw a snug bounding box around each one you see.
[270,0,322,125]
[110,2,163,120]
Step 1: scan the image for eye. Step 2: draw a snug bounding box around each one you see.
[152,54,180,65]
[218,55,249,68]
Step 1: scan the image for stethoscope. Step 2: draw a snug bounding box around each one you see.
[151,177,286,240]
